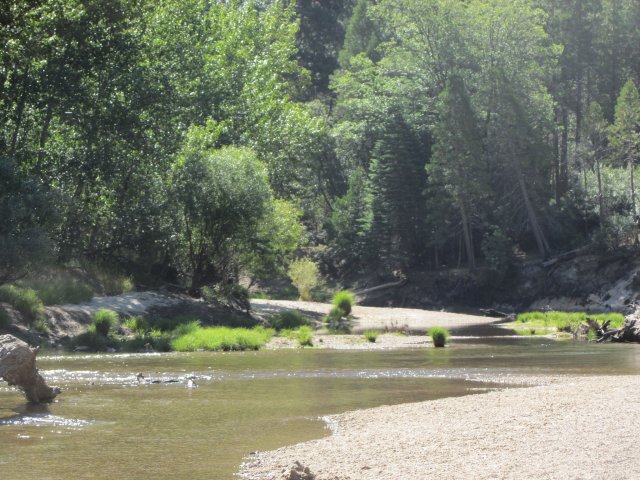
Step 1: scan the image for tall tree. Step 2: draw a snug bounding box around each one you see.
[429,76,488,270]
[609,79,640,222]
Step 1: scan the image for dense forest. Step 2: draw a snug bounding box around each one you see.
[2,0,640,297]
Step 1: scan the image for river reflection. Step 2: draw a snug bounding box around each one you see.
[1,338,639,479]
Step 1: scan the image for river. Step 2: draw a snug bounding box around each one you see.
[1,337,639,479]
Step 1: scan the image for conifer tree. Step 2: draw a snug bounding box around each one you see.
[368,112,427,270]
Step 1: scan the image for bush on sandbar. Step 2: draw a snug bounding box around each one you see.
[428,326,449,347]
[332,290,355,316]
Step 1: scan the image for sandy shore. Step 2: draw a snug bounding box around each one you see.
[240,375,640,480]
[251,299,500,333]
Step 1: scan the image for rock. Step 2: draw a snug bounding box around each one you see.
[0,334,60,403]
[285,461,315,480]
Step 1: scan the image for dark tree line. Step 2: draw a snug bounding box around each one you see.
[2,0,640,293]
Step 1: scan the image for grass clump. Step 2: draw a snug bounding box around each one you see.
[269,310,309,330]
[0,284,44,323]
[428,326,449,347]
[295,325,314,346]
[514,311,625,335]
[121,316,150,334]
[332,290,355,316]
[364,329,379,343]
[324,306,351,333]
[92,309,119,337]
[171,326,274,352]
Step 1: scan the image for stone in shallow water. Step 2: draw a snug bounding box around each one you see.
[0,334,60,403]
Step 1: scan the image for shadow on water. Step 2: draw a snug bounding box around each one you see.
[0,402,51,426]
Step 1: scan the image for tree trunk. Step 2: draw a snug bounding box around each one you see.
[558,108,569,198]
[595,156,606,221]
[459,200,475,271]
[0,334,60,403]
[517,172,550,258]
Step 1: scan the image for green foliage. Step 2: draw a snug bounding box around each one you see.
[269,310,310,330]
[515,311,625,332]
[332,291,355,316]
[324,306,351,333]
[328,167,372,271]
[172,320,201,337]
[92,309,119,337]
[368,113,428,269]
[428,327,450,348]
[172,142,272,292]
[287,259,320,301]
[0,159,54,285]
[0,285,44,323]
[170,326,274,352]
[30,281,94,306]
[295,326,314,347]
[364,329,379,343]
[324,306,345,324]
[480,228,514,279]
[122,316,150,334]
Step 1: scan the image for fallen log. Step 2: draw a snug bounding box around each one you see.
[0,334,60,403]
[612,315,640,343]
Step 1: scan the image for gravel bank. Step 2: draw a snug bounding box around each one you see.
[240,375,640,480]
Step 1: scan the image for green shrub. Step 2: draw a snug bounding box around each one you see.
[269,310,309,330]
[122,316,150,333]
[171,326,274,352]
[324,306,351,333]
[364,329,379,343]
[0,285,44,322]
[34,317,48,333]
[72,331,114,351]
[287,259,320,301]
[428,327,449,347]
[92,309,119,337]
[332,290,355,316]
[324,306,345,324]
[295,326,314,346]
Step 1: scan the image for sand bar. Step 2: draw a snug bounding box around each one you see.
[240,375,640,479]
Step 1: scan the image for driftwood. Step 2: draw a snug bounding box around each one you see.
[479,308,515,320]
[0,334,60,403]
[353,272,408,298]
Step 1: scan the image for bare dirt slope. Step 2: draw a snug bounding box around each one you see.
[241,375,640,480]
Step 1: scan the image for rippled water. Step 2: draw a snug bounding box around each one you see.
[1,338,639,479]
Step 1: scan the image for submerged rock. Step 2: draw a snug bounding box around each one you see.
[0,334,60,403]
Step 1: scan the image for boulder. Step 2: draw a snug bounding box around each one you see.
[0,334,60,403]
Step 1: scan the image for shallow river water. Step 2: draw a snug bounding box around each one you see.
[1,338,640,479]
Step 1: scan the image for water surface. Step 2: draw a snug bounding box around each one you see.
[1,338,639,479]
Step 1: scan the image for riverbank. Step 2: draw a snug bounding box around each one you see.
[251,299,500,334]
[240,375,640,480]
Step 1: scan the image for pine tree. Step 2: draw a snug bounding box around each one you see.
[368,112,427,270]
